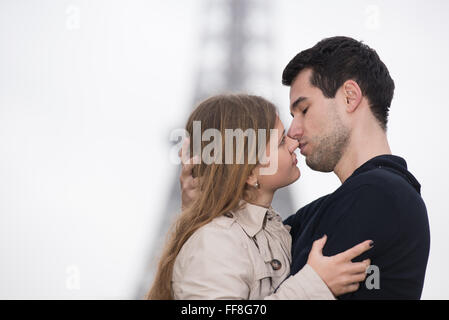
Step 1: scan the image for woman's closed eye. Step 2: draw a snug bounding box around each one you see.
[279,136,286,146]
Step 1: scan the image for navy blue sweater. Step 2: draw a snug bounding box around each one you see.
[284,155,430,299]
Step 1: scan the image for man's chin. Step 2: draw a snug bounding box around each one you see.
[305,157,334,173]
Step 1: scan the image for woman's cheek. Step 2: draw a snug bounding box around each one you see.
[279,152,291,176]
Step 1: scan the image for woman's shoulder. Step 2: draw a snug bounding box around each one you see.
[172,213,255,298]
[193,213,243,242]
[176,213,247,261]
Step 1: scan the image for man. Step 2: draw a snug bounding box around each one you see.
[180,36,430,299]
[281,36,430,299]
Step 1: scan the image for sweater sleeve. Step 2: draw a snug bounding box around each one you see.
[320,184,401,299]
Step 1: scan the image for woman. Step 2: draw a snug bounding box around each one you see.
[146,94,372,300]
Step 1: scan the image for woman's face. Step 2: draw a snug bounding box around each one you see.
[256,117,300,191]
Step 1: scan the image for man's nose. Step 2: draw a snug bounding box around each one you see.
[287,120,304,141]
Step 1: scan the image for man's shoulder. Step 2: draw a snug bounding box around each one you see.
[348,165,420,196]
[283,194,330,227]
[343,166,426,216]
[327,167,428,227]
[287,165,408,222]
[297,194,330,214]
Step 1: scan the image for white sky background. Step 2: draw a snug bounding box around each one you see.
[0,0,448,299]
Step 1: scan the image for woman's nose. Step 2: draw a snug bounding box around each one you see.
[287,137,300,153]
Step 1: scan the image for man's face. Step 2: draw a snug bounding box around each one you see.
[287,68,350,172]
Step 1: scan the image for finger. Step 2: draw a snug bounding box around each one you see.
[364,259,371,272]
[310,235,327,257]
[348,272,368,284]
[336,240,374,262]
[345,260,371,274]
[185,190,198,201]
[191,177,200,188]
[179,137,190,162]
[180,175,193,190]
[345,282,360,293]
[180,169,191,187]
[184,178,199,192]
[181,157,197,179]
[180,138,199,165]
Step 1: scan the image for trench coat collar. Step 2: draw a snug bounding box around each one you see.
[231,200,274,237]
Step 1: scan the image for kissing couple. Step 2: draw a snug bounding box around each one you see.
[147,36,430,300]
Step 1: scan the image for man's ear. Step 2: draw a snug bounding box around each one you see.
[342,80,362,113]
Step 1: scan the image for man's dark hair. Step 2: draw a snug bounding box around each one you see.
[282,36,395,130]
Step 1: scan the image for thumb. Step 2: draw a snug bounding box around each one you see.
[311,234,327,256]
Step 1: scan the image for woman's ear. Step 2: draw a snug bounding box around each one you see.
[246,168,258,187]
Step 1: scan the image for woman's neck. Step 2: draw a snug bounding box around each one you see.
[244,189,274,208]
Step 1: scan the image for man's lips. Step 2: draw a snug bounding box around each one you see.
[299,142,307,155]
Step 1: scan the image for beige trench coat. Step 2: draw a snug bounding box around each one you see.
[171,200,335,300]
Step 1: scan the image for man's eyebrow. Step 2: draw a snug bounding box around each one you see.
[291,96,309,110]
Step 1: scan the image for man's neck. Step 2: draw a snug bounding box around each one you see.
[334,125,392,184]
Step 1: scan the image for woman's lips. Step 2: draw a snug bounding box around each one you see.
[292,154,298,166]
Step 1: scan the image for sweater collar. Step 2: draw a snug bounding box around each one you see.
[348,154,421,193]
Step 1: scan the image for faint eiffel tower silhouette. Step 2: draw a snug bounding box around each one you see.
[135,0,296,298]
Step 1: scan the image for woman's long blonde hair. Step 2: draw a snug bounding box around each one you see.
[145,94,278,299]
